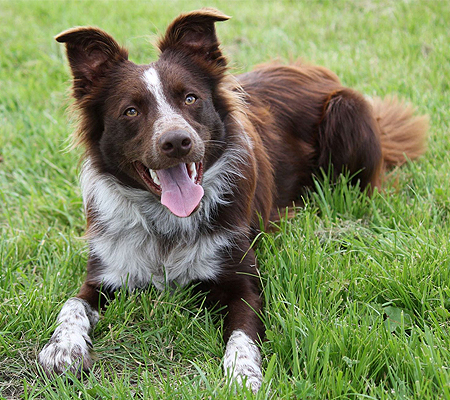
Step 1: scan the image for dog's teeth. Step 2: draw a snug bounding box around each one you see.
[188,163,197,182]
[149,169,160,186]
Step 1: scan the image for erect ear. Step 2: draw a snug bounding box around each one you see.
[55,27,128,99]
[158,8,230,74]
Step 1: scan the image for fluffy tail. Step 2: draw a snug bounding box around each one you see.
[371,96,428,171]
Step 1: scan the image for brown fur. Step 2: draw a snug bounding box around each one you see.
[372,96,428,169]
[44,8,428,382]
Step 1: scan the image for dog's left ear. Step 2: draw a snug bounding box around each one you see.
[158,8,230,75]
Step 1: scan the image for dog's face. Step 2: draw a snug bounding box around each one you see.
[56,9,230,217]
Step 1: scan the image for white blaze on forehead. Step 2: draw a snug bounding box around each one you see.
[142,66,197,137]
[143,67,174,115]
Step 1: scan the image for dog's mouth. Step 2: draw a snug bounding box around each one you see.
[134,161,204,218]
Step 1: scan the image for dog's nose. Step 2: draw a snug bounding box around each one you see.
[158,130,192,158]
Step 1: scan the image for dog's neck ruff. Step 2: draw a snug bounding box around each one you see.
[79,150,246,291]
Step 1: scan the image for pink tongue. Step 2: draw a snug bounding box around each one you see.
[156,164,204,217]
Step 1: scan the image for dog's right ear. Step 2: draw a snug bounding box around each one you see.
[55,27,128,99]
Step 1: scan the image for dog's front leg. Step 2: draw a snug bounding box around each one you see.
[38,277,108,377]
[206,246,264,392]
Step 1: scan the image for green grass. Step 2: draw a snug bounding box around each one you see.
[1,0,449,398]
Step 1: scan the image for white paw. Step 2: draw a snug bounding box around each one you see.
[224,330,263,393]
[38,328,93,376]
[38,298,99,377]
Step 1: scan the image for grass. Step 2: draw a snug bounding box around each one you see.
[1,0,449,398]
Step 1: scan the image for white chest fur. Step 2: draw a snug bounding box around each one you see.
[80,160,241,291]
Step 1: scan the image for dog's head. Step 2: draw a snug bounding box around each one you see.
[56,9,231,217]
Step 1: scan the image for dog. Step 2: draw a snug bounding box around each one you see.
[38,8,427,392]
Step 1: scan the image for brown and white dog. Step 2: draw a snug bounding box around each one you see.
[38,8,427,392]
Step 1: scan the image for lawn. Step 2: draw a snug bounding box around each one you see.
[1,0,449,399]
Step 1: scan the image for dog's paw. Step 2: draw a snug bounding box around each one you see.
[224,330,263,393]
[227,363,263,393]
[38,297,99,377]
[38,327,94,377]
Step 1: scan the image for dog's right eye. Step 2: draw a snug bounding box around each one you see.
[124,108,139,117]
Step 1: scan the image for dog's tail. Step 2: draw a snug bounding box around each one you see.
[370,96,428,172]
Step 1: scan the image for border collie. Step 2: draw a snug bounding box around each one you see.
[38,8,427,392]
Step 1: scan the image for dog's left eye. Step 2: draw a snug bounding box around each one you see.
[124,107,139,117]
[185,94,197,105]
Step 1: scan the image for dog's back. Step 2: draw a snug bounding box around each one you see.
[236,62,427,226]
